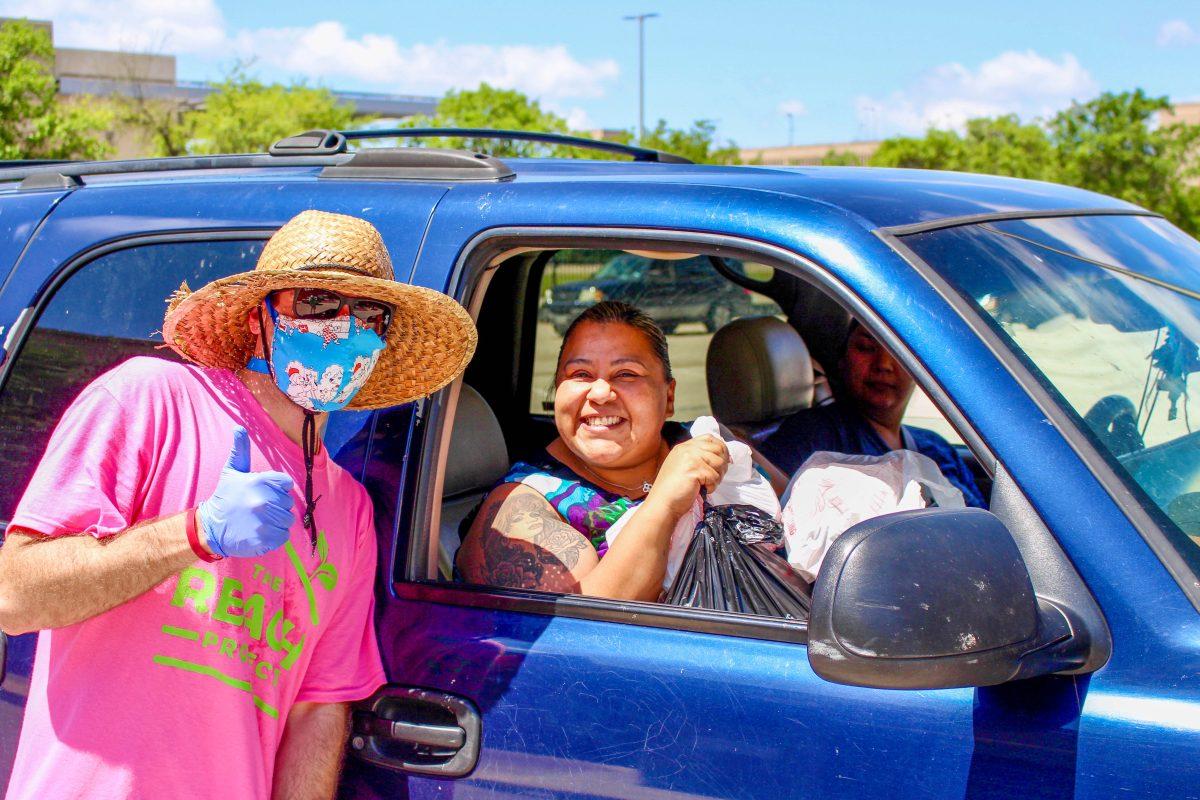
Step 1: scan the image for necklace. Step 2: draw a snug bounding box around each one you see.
[576,461,653,496]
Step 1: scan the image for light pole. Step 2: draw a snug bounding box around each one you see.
[786,112,795,147]
[624,12,658,143]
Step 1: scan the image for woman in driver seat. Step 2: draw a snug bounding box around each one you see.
[456,301,731,600]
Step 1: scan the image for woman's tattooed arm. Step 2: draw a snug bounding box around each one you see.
[459,485,595,592]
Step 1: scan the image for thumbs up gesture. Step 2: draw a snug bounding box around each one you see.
[196,426,295,558]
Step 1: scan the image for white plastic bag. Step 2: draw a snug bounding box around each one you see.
[779,449,965,582]
[606,416,780,588]
[689,416,782,517]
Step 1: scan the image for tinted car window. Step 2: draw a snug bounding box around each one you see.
[0,240,262,523]
[533,249,782,419]
[904,214,1200,566]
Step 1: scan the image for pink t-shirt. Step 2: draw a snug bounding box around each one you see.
[5,357,386,800]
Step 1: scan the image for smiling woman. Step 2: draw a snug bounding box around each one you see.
[455,301,732,601]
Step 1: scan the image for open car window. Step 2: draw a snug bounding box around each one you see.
[427,238,990,639]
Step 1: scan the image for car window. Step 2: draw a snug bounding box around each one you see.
[904,214,1200,563]
[531,249,783,419]
[0,240,263,524]
[903,386,964,446]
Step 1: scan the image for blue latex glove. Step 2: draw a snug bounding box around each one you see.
[197,426,295,558]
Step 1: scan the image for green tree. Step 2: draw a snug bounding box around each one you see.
[0,19,111,160]
[867,91,1200,236]
[1049,90,1200,226]
[110,91,193,157]
[399,83,574,157]
[185,65,357,155]
[821,149,866,166]
[639,119,741,164]
[871,115,1053,180]
[400,83,740,164]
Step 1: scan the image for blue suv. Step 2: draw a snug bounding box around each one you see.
[1,128,1199,798]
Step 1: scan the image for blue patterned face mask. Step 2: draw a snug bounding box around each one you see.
[248,302,386,412]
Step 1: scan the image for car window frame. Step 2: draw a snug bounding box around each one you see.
[879,211,1200,613]
[393,225,1002,645]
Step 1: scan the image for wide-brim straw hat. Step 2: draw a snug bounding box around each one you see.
[162,209,477,410]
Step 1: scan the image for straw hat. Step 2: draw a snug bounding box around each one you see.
[162,210,477,410]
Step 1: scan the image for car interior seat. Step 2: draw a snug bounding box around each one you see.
[439,384,510,580]
[705,316,816,445]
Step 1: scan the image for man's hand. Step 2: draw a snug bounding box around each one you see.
[197,426,295,558]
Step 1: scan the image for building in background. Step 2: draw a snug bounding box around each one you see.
[1162,102,1200,128]
[15,18,437,159]
[739,139,880,166]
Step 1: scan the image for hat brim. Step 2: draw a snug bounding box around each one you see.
[162,268,477,410]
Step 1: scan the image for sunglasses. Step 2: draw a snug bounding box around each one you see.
[273,288,394,336]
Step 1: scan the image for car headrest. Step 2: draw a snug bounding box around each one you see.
[706,316,814,425]
[443,384,510,498]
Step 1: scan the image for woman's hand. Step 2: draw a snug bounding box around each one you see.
[646,434,731,519]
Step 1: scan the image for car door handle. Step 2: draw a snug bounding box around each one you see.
[351,687,481,778]
[356,715,465,750]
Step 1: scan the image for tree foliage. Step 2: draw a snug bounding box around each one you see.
[1049,90,1200,226]
[821,149,866,166]
[400,83,740,163]
[399,83,574,157]
[872,115,1053,179]
[0,20,111,160]
[637,119,741,165]
[111,92,193,157]
[185,65,357,155]
[868,91,1200,235]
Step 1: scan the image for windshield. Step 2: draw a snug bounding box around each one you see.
[903,214,1200,565]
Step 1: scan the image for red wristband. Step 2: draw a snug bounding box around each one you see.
[187,507,221,563]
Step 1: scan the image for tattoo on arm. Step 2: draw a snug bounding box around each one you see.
[472,490,591,592]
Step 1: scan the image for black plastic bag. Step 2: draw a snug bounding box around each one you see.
[662,504,812,620]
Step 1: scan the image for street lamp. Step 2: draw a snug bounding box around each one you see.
[624,12,659,143]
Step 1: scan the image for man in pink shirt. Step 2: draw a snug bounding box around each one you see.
[0,211,477,800]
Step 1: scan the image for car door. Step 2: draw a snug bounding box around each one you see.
[0,176,449,792]
[0,186,77,784]
[345,181,1139,799]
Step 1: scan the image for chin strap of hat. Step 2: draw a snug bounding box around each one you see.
[258,301,320,555]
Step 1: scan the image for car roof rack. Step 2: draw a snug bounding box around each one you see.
[0,149,516,189]
[333,128,693,164]
[0,127,691,190]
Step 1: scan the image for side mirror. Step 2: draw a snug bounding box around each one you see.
[808,508,1086,689]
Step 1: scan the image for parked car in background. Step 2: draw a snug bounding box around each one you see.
[542,252,763,334]
[1,128,1199,799]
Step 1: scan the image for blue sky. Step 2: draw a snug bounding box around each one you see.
[10,0,1200,147]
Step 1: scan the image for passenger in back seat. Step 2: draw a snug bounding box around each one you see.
[456,301,731,600]
[759,321,986,507]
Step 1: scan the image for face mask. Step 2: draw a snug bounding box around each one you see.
[249,302,386,412]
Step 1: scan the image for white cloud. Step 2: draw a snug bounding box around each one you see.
[3,6,619,103]
[1157,19,1199,47]
[232,21,619,100]
[856,50,1097,135]
[0,0,226,54]
[561,107,595,131]
[777,99,806,116]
